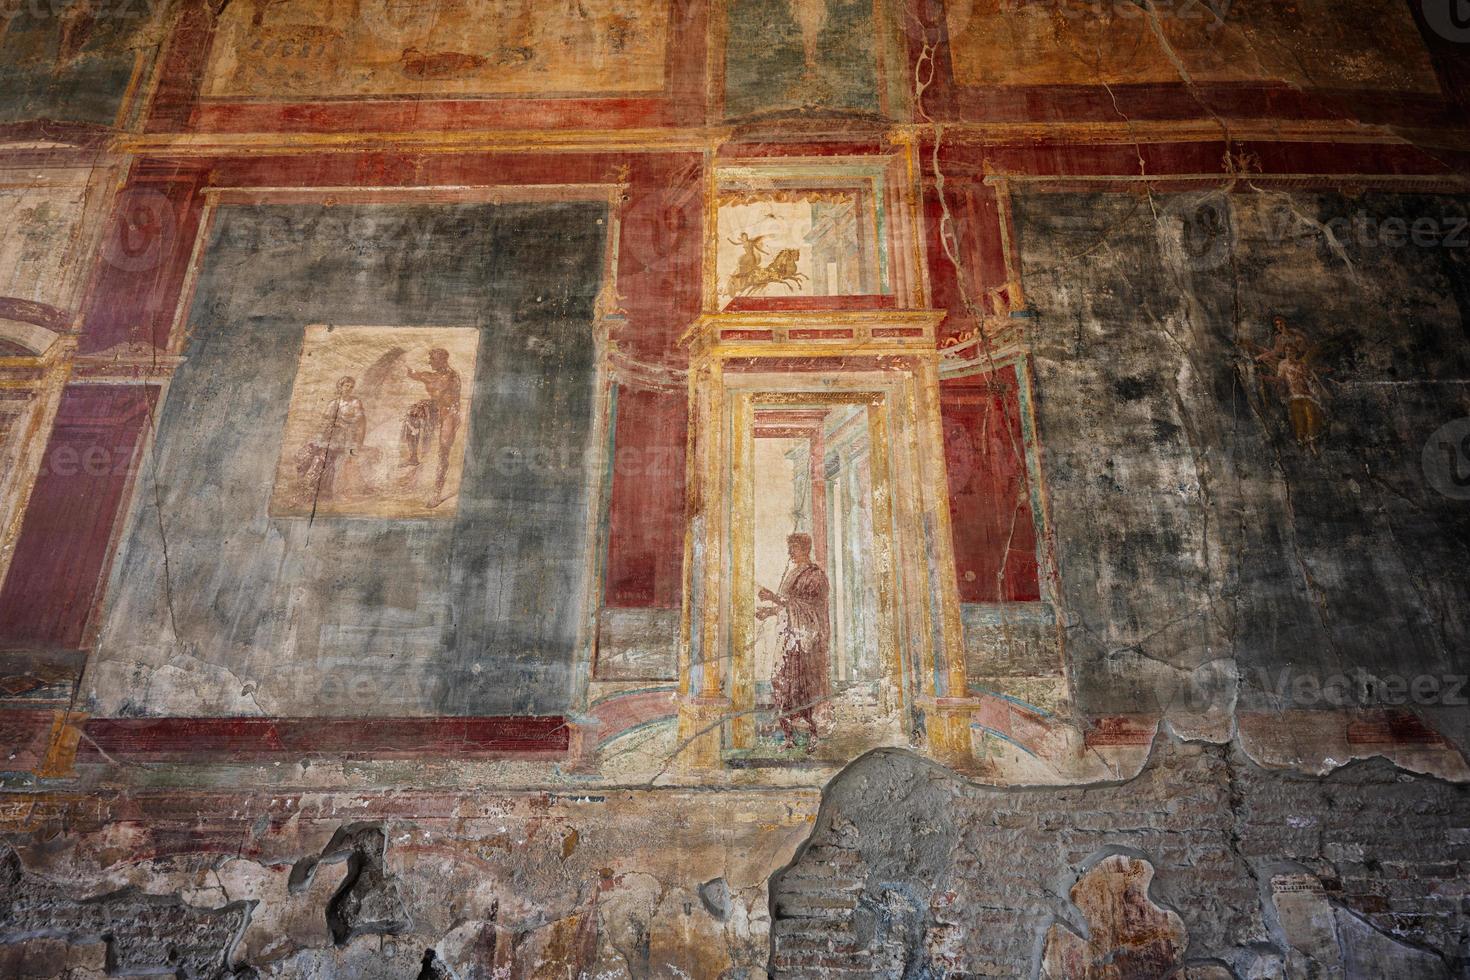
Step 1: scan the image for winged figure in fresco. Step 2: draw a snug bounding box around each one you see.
[1243,315,1333,456]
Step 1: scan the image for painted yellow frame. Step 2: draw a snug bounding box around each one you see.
[676,308,981,769]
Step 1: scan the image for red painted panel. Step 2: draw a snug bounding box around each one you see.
[924,176,1009,344]
[1346,709,1449,746]
[605,384,688,609]
[187,97,675,134]
[788,329,855,339]
[80,167,211,355]
[80,715,570,760]
[941,366,1041,603]
[0,385,157,649]
[615,154,706,361]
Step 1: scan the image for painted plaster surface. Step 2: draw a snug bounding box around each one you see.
[0,0,1469,976]
[1016,190,1470,744]
[202,0,672,99]
[944,0,1439,90]
[0,0,168,126]
[89,202,608,718]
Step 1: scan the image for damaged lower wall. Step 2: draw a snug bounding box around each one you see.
[2,734,1468,978]
[0,782,815,979]
[774,736,1470,978]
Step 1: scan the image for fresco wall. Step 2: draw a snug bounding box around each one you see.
[201,0,672,100]
[943,0,1439,91]
[0,0,169,129]
[1016,188,1470,759]
[89,200,610,718]
[0,0,1468,976]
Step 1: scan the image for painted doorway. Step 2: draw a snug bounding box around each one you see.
[730,391,904,764]
[675,311,977,772]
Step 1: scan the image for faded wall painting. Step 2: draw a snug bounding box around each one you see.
[271,325,480,519]
[1014,189,1470,744]
[87,200,609,718]
[718,192,882,304]
[0,0,167,126]
[744,402,896,760]
[713,159,908,310]
[944,0,1439,91]
[6,3,1470,978]
[723,0,883,116]
[0,171,93,311]
[203,0,671,99]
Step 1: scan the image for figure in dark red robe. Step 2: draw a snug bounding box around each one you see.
[758,533,831,751]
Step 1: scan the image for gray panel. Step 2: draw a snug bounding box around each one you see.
[91,202,607,717]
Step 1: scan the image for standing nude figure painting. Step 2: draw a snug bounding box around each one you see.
[400,347,463,500]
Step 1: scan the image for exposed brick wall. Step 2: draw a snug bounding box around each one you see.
[771,738,1470,978]
[2,740,1468,977]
